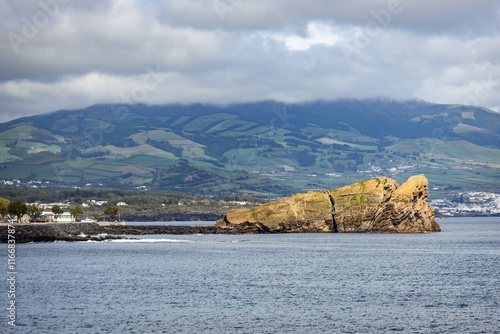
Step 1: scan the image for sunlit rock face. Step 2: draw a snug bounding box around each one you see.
[217,175,440,233]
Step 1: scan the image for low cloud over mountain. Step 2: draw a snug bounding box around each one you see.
[1,0,499,122]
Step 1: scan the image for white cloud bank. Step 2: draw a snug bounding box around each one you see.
[0,0,499,122]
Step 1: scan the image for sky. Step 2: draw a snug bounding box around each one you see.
[1,0,499,123]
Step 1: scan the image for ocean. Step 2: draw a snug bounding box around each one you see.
[2,217,499,333]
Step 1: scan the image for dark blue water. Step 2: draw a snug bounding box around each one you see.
[2,217,499,333]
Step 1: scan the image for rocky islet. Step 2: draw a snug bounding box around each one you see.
[217,174,440,233]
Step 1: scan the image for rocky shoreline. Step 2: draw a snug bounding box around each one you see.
[0,218,438,244]
[0,175,441,243]
[119,211,224,222]
[0,210,228,243]
[0,222,251,243]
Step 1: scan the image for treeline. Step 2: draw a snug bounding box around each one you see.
[0,198,120,223]
[0,187,266,211]
[0,188,197,205]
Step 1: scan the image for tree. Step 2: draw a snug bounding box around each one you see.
[0,198,10,219]
[346,152,364,165]
[70,206,84,222]
[92,213,100,221]
[52,205,64,221]
[8,201,28,224]
[27,205,43,221]
[297,150,316,167]
[104,207,119,221]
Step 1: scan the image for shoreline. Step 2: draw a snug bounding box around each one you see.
[0,222,244,243]
[117,211,224,222]
[0,221,444,244]
[1,215,497,243]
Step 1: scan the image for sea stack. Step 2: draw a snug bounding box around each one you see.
[217,174,440,233]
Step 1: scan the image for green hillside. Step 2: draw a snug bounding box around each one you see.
[0,100,499,197]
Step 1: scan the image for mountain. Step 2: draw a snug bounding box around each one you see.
[0,99,499,198]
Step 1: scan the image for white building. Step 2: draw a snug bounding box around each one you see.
[40,211,75,222]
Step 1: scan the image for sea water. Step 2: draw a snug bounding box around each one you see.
[1,217,499,333]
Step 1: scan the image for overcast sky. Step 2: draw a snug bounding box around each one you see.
[1,0,499,122]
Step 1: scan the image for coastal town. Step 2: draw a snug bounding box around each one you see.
[430,191,500,217]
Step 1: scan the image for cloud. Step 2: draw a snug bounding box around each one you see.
[0,0,499,122]
[158,0,500,35]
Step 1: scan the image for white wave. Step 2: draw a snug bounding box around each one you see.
[110,238,196,243]
[221,239,250,243]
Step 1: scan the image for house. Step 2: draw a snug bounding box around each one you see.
[40,211,75,223]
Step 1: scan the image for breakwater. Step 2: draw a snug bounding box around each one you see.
[0,222,243,243]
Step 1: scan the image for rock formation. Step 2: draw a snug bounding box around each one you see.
[217,175,440,233]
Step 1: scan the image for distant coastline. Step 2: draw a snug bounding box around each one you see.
[435,212,500,218]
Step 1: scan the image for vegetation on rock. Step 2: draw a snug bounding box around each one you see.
[217,174,440,233]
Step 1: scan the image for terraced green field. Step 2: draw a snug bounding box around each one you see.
[0,100,499,197]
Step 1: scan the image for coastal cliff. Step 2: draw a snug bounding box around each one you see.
[217,175,440,233]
